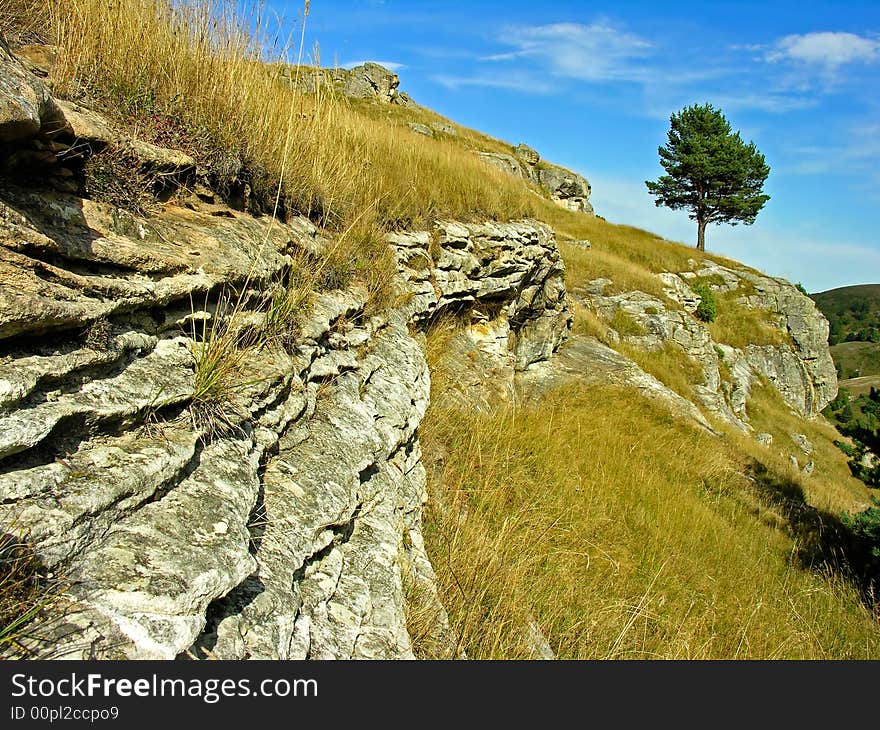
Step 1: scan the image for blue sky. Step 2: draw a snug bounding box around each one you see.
[269,0,880,292]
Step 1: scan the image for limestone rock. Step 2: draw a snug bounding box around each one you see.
[1,146,569,659]
[54,99,116,148]
[390,219,572,371]
[0,37,63,143]
[539,166,594,215]
[756,432,773,447]
[477,152,538,185]
[124,139,196,178]
[790,433,813,455]
[408,123,433,137]
[514,143,540,165]
[344,62,400,104]
[517,334,715,433]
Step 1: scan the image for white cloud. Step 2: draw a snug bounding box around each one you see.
[342,60,406,71]
[765,32,880,68]
[486,21,655,83]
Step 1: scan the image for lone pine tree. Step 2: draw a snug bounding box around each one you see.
[646,103,770,251]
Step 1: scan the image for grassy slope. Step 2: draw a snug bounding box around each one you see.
[9,0,879,657]
[832,342,880,380]
[421,380,878,659]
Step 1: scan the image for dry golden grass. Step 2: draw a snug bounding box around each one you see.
[618,342,705,401]
[42,0,542,232]
[705,291,789,349]
[0,0,46,44]
[571,302,613,343]
[421,379,880,659]
[732,381,873,514]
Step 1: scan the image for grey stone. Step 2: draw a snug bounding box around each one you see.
[756,432,773,447]
[514,143,540,165]
[430,121,456,135]
[539,166,594,215]
[0,37,63,142]
[408,123,433,137]
[477,152,539,185]
[343,62,400,104]
[790,433,814,455]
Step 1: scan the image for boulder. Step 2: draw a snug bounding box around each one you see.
[343,62,400,104]
[0,36,63,143]
[514,143,540,165]
[408,123,433,137]
[477,152,539,185]
[539,166,594,215]
[54,99,116,148]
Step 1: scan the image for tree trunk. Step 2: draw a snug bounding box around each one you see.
[696,219,706,252]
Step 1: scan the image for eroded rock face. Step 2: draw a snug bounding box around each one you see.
[343,62,400,104]
[279,62,402,105]
[0,38,63,143]
[477,152,539,185]
[389,219,571,371]
[0,64,571,658]
[477,146,595,216]
[573,259,838,428]
[538,166,594,215]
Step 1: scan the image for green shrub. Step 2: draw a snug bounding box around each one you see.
[692,281,717,323]
[841,501,880,593]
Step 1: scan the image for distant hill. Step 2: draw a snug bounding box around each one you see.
[812,284,880,345]
[812,284,880,379]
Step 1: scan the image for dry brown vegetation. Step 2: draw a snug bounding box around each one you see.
[420,366,879,659]
[6,0,877,659]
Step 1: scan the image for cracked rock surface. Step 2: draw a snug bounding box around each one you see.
[0,71,570,657]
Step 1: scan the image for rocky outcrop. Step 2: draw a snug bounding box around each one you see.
[0,37,63,143]
[682,262,837,417]
[538,167,594,215]
[279,62,403,105]
[343,62,400,104]
[573,259,837,428]
[0,56,571,658]
[477,150,594,216]
[517,335,715,432]
[389,219,571,371]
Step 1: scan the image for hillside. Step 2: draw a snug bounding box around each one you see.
[1,0,878,660]
[812,284,880,347]
[812,284,880,398]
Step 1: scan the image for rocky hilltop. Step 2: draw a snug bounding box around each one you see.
[0,36,849,659]
[281,61,595,217]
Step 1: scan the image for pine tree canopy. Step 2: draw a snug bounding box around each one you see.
[645,103,770,251]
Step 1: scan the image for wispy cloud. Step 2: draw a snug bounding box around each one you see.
[447,19,835,118]
[765,32,880,68]
[485,21,654,83]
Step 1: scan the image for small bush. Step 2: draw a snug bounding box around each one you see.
[692,282,717,323]
[841,501,880,592]
[83,148,156,215]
